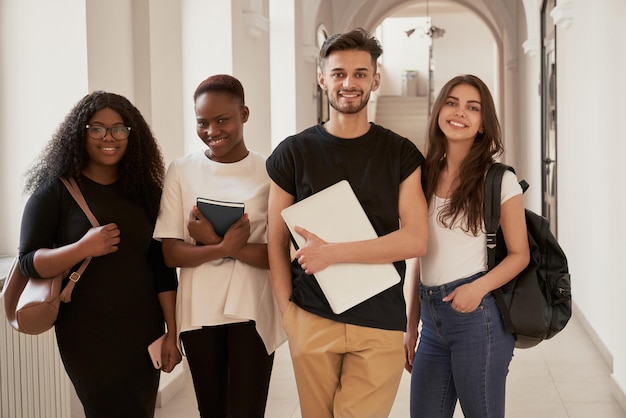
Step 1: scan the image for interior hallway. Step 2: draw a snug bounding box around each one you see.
[155,311,626,418]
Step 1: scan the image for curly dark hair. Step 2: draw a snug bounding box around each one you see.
[423,74,504,235]
[24,91,166,223]
[319,27,383,72]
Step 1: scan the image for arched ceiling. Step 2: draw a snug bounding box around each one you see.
[304,0,533,162]
[321,0,522,56]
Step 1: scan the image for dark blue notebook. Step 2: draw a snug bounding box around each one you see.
[196,197,245,237]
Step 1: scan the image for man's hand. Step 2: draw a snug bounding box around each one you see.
[293,226,335,274]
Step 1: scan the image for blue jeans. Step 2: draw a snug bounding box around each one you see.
[410,273,515,418]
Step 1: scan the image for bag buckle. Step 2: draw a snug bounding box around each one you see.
[69,272,82,283]
[486,232,496,249]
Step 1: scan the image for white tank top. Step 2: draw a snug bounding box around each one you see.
[420,170,522,286]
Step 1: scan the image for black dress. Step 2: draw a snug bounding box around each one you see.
[19,176,177,418]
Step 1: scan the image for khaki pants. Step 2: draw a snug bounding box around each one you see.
[283,302,405,418]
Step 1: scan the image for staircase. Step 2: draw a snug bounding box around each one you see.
[374,95,429,153]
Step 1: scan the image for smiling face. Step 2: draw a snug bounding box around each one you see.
[83,107,128,176]
[318,49,380,115]
[437,83,484,144]
[195,91,249,163]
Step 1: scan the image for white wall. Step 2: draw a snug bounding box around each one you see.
[377,17,430,97]
[376,11,495,101]
[555,0,626,402]
[606,0,626,401]
[233,0,273,157]
[180,0,275,158]
[269,0,318,145]
[429,11,496,102]
[269,0,298,149]
[0,0,89,256]
[86,0,135,98]
[181,0,234,155]
[85,0,186,168]
[143,0,185,167]
[557,0,611,352]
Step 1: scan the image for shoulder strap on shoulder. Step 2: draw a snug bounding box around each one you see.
[58,177,99,303]
[484,163,515,270]
[60,177,100,227]
[485,163,523,336]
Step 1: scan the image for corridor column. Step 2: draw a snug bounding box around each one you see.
[182,0,271,156]
[85,0,185,164]
[269,0,299,150]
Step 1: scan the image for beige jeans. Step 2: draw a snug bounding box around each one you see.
[283,302,405,418]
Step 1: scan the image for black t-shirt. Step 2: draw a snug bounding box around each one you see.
[266,123,424,331]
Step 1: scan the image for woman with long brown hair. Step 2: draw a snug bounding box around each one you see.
[404,75,529,418]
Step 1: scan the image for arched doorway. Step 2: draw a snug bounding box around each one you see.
[364,1,499,152]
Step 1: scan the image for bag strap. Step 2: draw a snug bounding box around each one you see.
[484,163,513,270]
[484,162,516,334]
[58,177,100,303]
[61,177,100,227]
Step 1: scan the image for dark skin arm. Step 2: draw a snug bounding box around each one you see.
[33,223,121,277]
[157,290,182,372]
[162,207,268,270]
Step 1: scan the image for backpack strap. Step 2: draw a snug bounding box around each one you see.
[485,163,517,334]
[58,177,100,303]
[484,163,514,270]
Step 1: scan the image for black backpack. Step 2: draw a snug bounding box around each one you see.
[484,163,571,349]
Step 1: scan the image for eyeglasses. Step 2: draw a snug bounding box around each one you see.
[85,125,131,141]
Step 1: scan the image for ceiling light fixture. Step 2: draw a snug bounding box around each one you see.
[404,0,446,117]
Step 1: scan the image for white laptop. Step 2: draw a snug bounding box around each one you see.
[280,180,401,314]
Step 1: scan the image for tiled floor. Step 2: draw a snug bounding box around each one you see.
[155,312,626,417]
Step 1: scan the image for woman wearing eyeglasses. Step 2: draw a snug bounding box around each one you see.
[18,91,181,417]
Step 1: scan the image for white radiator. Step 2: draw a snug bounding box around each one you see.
[0,257,72,418]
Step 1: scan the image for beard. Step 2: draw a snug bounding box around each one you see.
[328,89,371,114]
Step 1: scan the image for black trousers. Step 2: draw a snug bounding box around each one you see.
[180,321,275,418]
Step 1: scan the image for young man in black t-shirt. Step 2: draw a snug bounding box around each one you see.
[266,28,428,418]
